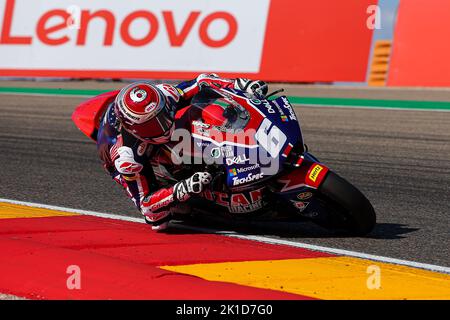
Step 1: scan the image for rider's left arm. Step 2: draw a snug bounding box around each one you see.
[176,73,268,104]
[176,73,234,103]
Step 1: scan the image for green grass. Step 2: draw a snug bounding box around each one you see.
[1,86,450,111]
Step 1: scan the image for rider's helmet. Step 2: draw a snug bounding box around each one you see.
[114,81,175,143]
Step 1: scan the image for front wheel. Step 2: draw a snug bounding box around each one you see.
[317,171,376,236]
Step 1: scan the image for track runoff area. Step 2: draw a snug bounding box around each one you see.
[0,84,449,300]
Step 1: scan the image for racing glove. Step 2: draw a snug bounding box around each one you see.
[173,172,213,202]
[195,74,268,99]
[234,78,268,99]
[196,73,233,90]
[140,172,212,231]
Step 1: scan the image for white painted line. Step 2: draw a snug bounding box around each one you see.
[0,293,26,300]
[0,198,144,224]
[228,234,450,273]
[1,198,449,274]
[173,224,450,274]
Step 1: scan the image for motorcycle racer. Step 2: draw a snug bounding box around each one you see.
[97,74,268,231]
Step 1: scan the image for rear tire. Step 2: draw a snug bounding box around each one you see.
[318,171,376,236]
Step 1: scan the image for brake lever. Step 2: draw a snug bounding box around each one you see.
[265,88,285,100]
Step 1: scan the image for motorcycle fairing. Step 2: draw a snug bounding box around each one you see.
[72,90,119,141]
[271,152,329,217]
[202,187,267,215]
[185,88,305,190]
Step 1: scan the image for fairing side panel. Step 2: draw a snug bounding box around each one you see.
[72,91,119,141]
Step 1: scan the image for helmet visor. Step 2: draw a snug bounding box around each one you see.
[123,104,174,141]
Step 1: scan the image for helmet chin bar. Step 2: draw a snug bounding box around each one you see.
[147,134,171,144]
[127,123,175,144]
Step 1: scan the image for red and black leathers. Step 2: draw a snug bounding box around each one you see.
[96,75,235,228]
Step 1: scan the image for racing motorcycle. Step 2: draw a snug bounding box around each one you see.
[72,85,376,236]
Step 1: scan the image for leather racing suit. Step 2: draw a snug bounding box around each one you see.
[96,74,267,229]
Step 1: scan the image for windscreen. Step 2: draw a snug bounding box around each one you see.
[191,88,250,132]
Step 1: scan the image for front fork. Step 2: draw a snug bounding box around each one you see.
[268,152,330,218]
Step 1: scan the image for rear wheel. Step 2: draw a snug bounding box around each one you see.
[317,171,376,236]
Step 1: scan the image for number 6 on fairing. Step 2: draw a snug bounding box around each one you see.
[255,118,287,157]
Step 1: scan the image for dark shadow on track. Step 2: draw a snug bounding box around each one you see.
[365,223,419,240]
[160,227,208,235]
[169,216,419,240]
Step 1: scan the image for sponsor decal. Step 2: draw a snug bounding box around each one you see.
[0,0,270,73]
[148,194,174,212]
[144,102,157,113]
[232,172,264,186]
[251,99,261,105]
[192,120,210,129]
[297,191,313,200]
[137,142,147,156]
[130,87,148,103]
[222,146,234,157]
[225,154,249,165]
[280,115,289,122]
[229,195,263,213]
[211,146,233,158]
[195,141,210,148]
[228,168,237,177]
[255,118,287,158]
[214,192,229,206]
[118,104,140,122]
[262,101,275,114]
[213,188,264,214]
[211,148,221,158]
[291,200,309,212]
[210,146,233,158]
[281,96,297,121]
[272,100,286,116]
[236,163,260,174]
[212,125,239,133]
[309,164,323,182]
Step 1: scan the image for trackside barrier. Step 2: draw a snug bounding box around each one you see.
[0,0,375,82]
[388,0,450,86]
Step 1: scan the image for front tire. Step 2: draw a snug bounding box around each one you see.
[318,171,376,236]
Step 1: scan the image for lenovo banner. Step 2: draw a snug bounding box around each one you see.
[0,0,375,82]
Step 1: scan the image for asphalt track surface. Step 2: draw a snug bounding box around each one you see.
[0,85,449,267]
